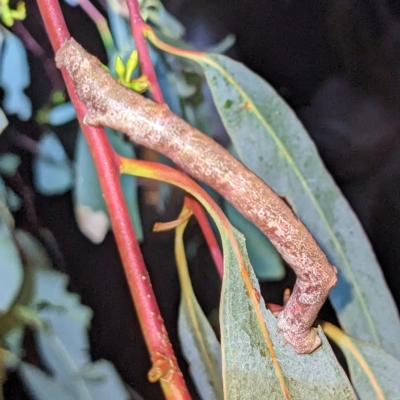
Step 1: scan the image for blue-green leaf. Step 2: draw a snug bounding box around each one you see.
[323,322,400,400]
[15,229,53,271]
[19,268,130,400]
[47,102,77,126]
[0,207,23,313]
[194,53,400,358]
[5,188,21,211]
[74,129,143,243]
[106,3,134,55]
[20,363,75,400]
[33,132,74,195]
[0,153,21,176]
[175,212,223,400]
[0,30,31,120]
[220,228,356,399]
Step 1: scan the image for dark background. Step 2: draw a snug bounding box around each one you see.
[3,0,400,398]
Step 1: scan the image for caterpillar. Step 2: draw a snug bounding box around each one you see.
[55,38,337,354]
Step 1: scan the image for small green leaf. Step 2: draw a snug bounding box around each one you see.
[125,50,138,82]
[115,56,126,81]
[33,132,74,195]
[128,78,149,93]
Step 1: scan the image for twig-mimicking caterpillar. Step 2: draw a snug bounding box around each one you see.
[55,38,337,354]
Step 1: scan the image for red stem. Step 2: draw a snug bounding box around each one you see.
[185,197,223,278]
[126,0,164,103]
[126,0,224,276]
[36,1,190,398]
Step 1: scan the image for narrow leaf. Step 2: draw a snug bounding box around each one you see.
[175,205,223,400]
[188,52,400,357]
[323,322,400,400]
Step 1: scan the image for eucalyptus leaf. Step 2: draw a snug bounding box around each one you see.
[20,362,82,400]
[3,327,24,358]
[323,322,400,400]
[151,6,185,39]
[74,129,143,243]
[193,53,400,358]
[47,102,77,126]
[178,297,223,400]
[107,2,134,54]
[5,187,21,211]
[0,210,23,313]
[221,229,356,399]
[33,132,74,195]
[155,56,182,116]
[0,153,21,176]
[20,268,130,400]
[175,211,223,400]
[15,230,53,271]
[0,30,32,120]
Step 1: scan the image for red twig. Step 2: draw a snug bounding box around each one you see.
[185,197,223,278]
[126,0,224,276]
[126,0,164,103]
[36,1,190,398]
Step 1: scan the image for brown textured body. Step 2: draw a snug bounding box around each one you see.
[55,38,337,353]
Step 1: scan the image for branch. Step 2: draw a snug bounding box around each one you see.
[55,38,338,354]
[36,1,190,397]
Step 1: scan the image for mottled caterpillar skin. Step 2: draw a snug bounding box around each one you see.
[55,38,337,353]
